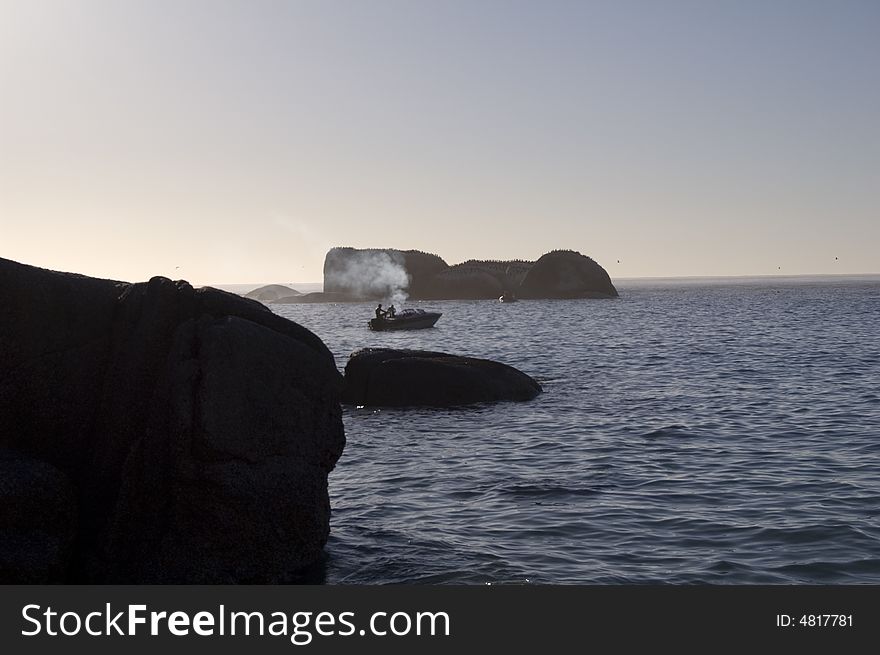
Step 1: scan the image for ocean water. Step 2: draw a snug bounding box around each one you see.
[271,276,880,584]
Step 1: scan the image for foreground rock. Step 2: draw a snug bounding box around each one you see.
[0,454,76,583]
[343,348,542,407]
[0,257,345,583]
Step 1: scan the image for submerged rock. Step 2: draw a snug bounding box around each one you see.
[343,348,542,407]
[0,257,345,583]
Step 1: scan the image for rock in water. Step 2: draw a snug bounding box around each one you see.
[342,348,542,407]
[322,246,617,300]
[0,257,345,583]
[244,284,302,302]
[519,250,618,298]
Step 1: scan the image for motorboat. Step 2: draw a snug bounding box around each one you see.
[499,294,518,303]
[368,308,442,331]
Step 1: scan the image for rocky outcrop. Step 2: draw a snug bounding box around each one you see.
[342,348,542,407]
[244,284,302,303]
[519,250,618,298]
[0,257,345,583]
[323,247,447,300]
[427,267,504,299]
[0,454,77,583]
[322,247,617,300]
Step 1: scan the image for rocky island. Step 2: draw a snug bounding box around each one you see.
[266,247,618,303]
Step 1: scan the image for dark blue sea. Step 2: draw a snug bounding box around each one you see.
[272,276,880,584]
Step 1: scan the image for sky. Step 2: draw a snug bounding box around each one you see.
[1,0,878,285]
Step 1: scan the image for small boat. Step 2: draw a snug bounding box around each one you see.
[368,308,442,331]
[499,294,518,303]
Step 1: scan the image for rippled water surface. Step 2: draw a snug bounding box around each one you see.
[272,276,880,584]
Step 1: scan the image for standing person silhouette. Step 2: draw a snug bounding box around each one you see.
[375,303,385,319]
[387,304,396,318]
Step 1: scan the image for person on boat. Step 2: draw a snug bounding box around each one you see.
[375,303,385,320]
[387,304,396,318]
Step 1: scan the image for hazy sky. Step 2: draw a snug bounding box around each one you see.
[1,0,878,284]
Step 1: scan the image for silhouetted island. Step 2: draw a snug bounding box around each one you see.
[244,283,302,303]
[304,247,617,302]
[0,257,344,583]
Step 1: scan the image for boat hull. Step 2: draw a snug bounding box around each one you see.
[368,312,442,331]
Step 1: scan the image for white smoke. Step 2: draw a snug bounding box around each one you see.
[326,250,410,303]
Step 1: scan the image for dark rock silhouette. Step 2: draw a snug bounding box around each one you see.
[323,247,447,300]
[342,348,542,407]
[322,247,617,300]
[428,267,504,299]
[244,284,302,302]
[519,250,618,298]
[0,257,345,583]
[0,454,77,583]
